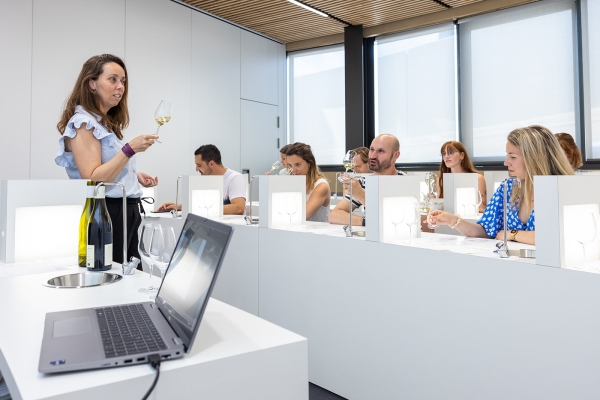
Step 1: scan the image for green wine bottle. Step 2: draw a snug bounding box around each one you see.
[86,184,113,271]
[78,181,96,268]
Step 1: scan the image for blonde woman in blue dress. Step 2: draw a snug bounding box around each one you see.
[285,142,331,222]
[427,125,574,245]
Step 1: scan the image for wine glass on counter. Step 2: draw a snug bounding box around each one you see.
[402,200,420,244]
[201,194,214,218]
[154,100,172,143]
[574,212,598,270]
[285,196,297,229]
[138,223,156,294]
[149,225,177,297]
[389,206,405,241]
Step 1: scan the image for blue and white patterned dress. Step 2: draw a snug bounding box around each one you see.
[477,179,535,238]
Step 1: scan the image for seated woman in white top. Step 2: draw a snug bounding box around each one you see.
[286,142,331,222]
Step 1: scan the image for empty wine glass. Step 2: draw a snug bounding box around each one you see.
[285,196,297,228]
[403,200,420,244]
[154,100,172,143]
[389,206,404,241]
[575,212,598,270]
[201,194,213,218]
[342,150,357,175]
[138,223,156,294]
[473,191,483,215]
[149,225,177,298]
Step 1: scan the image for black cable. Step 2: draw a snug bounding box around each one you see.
[142,354,162,400]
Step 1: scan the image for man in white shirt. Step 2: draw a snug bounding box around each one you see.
[328,134,406,225]
[157,144,246,215]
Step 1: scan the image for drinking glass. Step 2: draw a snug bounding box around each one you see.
[575,212,598,269]
[201,194,213,218]
[389,206,404,241]
[154,100,172,142]
[285,196,297,228]
[138,223,156,294]
[419,193,436,229]
[473,191,483,215]
[402,200,420,244]
[271,160,283,173]
[342,150,357,174]
[149,225,177,297]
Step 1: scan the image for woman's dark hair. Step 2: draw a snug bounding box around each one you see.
[285,142,325,192]
[555,132,583,169]
[57,54,129,140]
[354,147,369,164]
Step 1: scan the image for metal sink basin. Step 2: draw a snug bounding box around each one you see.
[44,272,122,288]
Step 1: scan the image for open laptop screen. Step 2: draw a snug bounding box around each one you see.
[155,214,233,351]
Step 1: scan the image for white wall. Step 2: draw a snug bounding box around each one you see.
[0,0,285,205]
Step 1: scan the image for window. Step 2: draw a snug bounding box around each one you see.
[460,0,577,160]
[288,45,345,165]
[375,24,457,163]
[582,0,600,159]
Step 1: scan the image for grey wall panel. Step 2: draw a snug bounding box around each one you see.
[0,0,32,180]
[125,0,192,206]
[30,0,125,179]
[241,30,279,106]
[241,100,279,178]
[191,11,241,172]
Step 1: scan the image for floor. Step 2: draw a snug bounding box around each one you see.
[309,383,347,400]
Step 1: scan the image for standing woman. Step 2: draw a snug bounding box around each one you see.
[286,142,331,222]
[55,54,158,265]
[428,125,574,245]
[437,141,487,212]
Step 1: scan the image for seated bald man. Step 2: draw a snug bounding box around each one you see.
[328,134,406,225]
[157,144,246,215]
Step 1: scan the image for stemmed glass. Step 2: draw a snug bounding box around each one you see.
[472,191,483,216]
[402,200,420,244]
[271,161,284,174]
[149,225,177,297]
[154,100,172,143]
[575,212,598,270]
[201,194,213,218]
[419,193,437,229]
[342,150,357,173]
[285,196,297,229]
[138,223,156,294]
[390,206,404,241]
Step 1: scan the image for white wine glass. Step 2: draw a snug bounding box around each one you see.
[138,223,156,294]
[154,100,172,143]
[342,150,357,175]
[149,225,177,298]
[574,212,598,270]
[419,193,436,230]
[270,160,283,174]
[285,196,297,229]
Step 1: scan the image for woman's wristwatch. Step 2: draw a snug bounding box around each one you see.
[510,229,518,241]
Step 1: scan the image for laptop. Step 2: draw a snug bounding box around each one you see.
[39,213,233,373]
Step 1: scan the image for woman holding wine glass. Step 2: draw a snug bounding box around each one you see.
[55,54,159,266]
[437,141,487,213]
[266,144,292,175]
[427,126,574,245]
[285,142,331,222]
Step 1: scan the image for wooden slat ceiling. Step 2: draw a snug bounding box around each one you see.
[181,0,485,44]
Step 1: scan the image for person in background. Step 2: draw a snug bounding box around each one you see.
[437,141,487,212]
[353,147,370,173]
[555,132,583,171]
[329,134,406,226]
[157,144,246,215]
[55,54,158,265]
[285,142,331,222]
[427,125,574,245]
[266,144,292,175]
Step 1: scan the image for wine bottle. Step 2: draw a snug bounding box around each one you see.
[86,184,113,271]
[78,181,96,267]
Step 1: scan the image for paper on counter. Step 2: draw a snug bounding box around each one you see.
[0,257,74,279]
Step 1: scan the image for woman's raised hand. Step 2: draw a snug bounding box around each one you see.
[128,134,159,153]
[427,210,458,227]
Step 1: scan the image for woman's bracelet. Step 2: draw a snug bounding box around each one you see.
[450,214,462,229]
[121,143,136,158]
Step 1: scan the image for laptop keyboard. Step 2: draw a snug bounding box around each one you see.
[95,304,168,358]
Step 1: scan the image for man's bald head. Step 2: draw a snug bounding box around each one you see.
[373,134,400,153]
[369,134,401,174]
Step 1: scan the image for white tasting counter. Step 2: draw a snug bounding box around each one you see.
[144,215,600,399]
[0,261,307,400]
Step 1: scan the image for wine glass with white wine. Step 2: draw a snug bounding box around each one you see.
[154,100,172,143]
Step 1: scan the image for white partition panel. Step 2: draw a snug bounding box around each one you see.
[536,175,600,269]
[241,30,279,105]
[192,12,241,172]
[0,0,32,180]
[181,175,223,220]
[484,171,509,203]
[30,0,125,180]
[443,173,479,215]
[126,0,192,207]
[0,180,88,263]
[241,100,279,178]
[365,176,422,242]
[258,175,306,228]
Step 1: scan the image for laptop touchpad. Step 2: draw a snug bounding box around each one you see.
[53,317,91,337]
